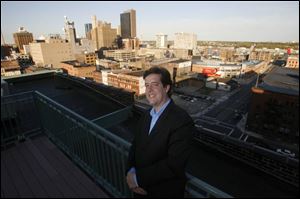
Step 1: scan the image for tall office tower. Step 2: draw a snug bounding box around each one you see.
[120,9,136,39]
[85,23,92,35]
[85,23,92,39]
[174,32,197,50]
[64,16,77,44]
[156,33,168,48]
[91,16,117,49]
[63,16,77,54]
[92,15,97,29]
[13,27,33,52]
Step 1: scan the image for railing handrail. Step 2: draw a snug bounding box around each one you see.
[185,172,233,198]
[57,73,131,108]
[34,91,131,148]
[1,91,42,146]
[1,90,35,99]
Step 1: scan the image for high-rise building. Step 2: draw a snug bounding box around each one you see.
[123,38,139,50]
[174,32,197,50]
[64,16,77,53]
[120,9,136,39]
[85,23,92,39]
[29,35,75,68]
[156,33,168,48]
[91,15,117,49]
[92,15,97,29]
[85,23,92,35]
[13,27,33,52]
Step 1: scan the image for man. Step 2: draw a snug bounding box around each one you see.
[126,66,194,197]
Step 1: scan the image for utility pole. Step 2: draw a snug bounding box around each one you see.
[255,72,260,87]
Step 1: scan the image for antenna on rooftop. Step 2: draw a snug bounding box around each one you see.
[1,30,5,45]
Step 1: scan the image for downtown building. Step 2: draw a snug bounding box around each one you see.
[174,32,197,50]
[13,27,33,53]
[120,9,136,39]
[91,15,117,49]
[85,23,93,39]
[60,60,96,79]
[156,33,168,48]
[64,17,96,55]
[29,34,75,68]
[103,49,136,61]
[246,66,299,146]
[286,56,299,68]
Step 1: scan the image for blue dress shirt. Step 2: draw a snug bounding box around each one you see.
[149,99,171,134]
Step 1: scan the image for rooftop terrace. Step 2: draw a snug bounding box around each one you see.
[1,71,298,197]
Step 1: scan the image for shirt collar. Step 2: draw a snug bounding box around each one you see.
[150,98,171,117]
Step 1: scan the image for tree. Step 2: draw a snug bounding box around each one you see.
[113,35,124,49]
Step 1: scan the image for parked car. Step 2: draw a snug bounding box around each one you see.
[276,149,296,158]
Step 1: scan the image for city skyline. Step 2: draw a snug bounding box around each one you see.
[1,1,299,44]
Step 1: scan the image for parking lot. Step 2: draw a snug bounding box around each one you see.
[172,94,213,115]
[172,87,230,115]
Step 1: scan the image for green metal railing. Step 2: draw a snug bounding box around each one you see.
[185,173,233,198]
[1,91,42,146]
[1,91,233,198]
[92,106,133,129]
[34,91,132,197]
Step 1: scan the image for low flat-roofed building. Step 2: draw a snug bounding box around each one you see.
[150,58,179,67]
[249,49,273,62]
[120,57,146,69]
[97,69,145,96]
[246,66,299,145]
[123,38,140,50]
[118,70,145,96]
[1,59,21,76]
[218,64,242,78]
[192,60,242,78]
[107,69,132,87]
[205,77,236,91]
[167,59,192,76]
[138,48,191,59]
[104,49,136,61]
[286,56,299,68]
[97,59,119,69]
[75,52,97,65]
[220,47,235,62]
[93,70,103,83]
[60,60,96,79]
[30,36,75,68]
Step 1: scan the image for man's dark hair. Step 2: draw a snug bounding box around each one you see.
[143,66,173,97]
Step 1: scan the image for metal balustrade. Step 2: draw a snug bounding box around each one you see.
[1,91,42,146]
[34,91,132,197]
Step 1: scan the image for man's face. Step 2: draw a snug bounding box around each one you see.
[145,74,169,107]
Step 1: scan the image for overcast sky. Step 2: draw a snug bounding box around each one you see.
[1,1,299,44]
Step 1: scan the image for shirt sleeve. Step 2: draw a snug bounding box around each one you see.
[128,167,139,187]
